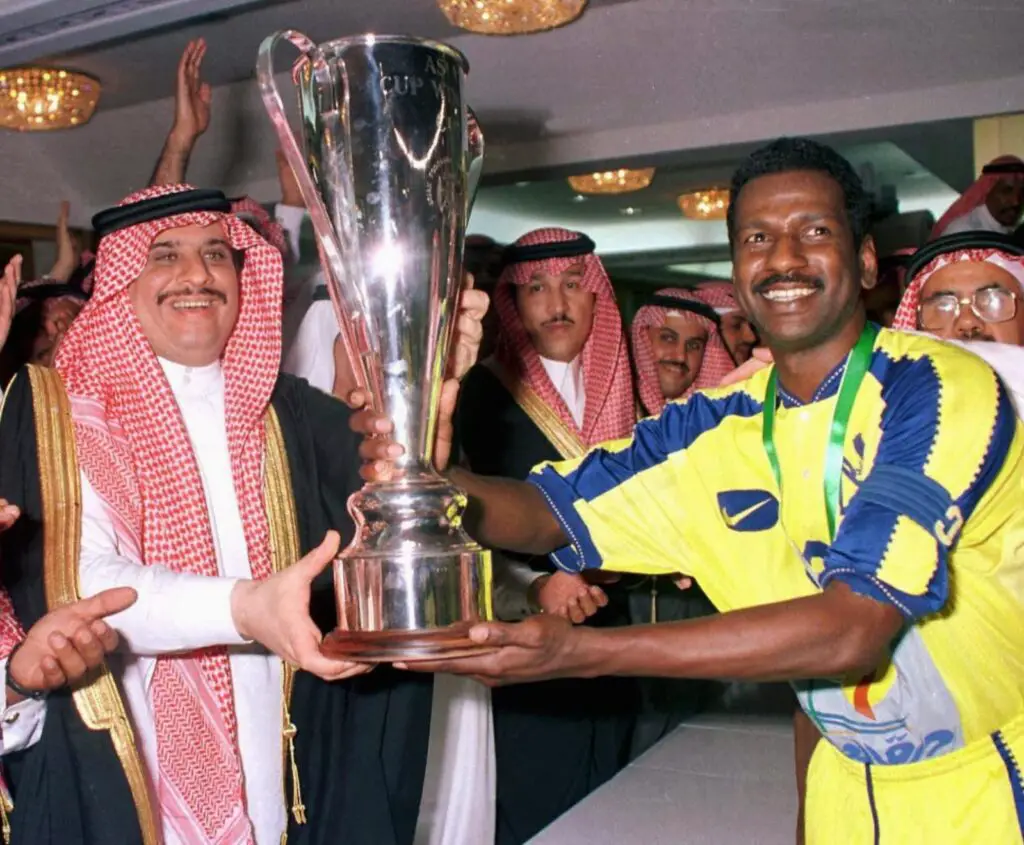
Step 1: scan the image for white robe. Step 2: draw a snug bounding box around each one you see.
[539,355,586,428]
[941,203,1017,237]
[941,335,1024,412]
[276,204,341,395]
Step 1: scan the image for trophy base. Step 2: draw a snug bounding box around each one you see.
[321,623,497,663]
[329,475,495,663]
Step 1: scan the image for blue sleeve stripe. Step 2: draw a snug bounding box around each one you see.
[876,353,939,476]
[854,465,954,541]
[569,389,763,503]
[528,467,604,572]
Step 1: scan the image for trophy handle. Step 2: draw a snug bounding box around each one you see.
[256,30,373,399]
[466,107,485,218]
[442,106,485,384]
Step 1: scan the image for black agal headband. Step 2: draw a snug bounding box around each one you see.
[981,161,1024,176]
[646,294,721,327]
[92,189,233,239]
[903,231,1024,284]
[501,233,596,267]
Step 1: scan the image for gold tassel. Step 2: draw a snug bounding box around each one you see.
[1,786,12,845]
[283,720,307,825]
[650,578,658,624]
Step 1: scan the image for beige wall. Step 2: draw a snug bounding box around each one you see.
[973,114,1024,173]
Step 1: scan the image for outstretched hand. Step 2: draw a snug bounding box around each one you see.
[394,614,585,686]
[9,587,138,696]
[171,38,212,144]
[230,531,372,682]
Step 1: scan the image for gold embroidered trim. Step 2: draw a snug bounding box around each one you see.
[0,788,11,845]
[263,409,306,832]
[482,359,586,460]
[27,366,159,845]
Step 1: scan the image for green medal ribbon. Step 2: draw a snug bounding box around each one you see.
[761,322,879,540]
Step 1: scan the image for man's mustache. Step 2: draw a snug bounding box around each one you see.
[754,273,825,294]
[657,359,689,371]
[542,315,574,328]
[157,286,228,306]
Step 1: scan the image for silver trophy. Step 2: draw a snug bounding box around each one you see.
[257,32,492,661]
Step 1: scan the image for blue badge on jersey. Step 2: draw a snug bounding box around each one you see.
[717,490,780,532]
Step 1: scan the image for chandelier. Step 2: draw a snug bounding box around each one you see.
[439,0,588,35]
[0,68,100,132]
[567,167,655,195]
[677,188,730,220]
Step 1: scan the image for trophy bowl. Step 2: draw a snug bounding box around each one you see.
[258,32,494,661]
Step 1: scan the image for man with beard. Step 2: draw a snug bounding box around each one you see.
[0,184,485,845]
[630,287,735,415]
[453,227,637,845]
[931,155,1024,239]
[356,138,1024,845]
[694,280,758,363]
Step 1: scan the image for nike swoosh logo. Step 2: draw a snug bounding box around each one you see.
[721,497,773,528]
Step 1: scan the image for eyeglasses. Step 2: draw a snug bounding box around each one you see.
[917,287,1019,331]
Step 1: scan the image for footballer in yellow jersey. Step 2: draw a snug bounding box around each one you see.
[356,138,1024,844]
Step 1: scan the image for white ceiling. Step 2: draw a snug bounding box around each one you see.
[0,0,1021,267]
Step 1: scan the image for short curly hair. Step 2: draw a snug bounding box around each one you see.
[726,137,872,249]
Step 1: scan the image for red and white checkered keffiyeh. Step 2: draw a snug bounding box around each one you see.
[495,228,634,446]
[630,288,735,415]
[931,155,1024,239]
[891,246,1024,331]
[694,280,740,315]
[231,196,288,258]
[54,183,283,844]
[0,589,22,659]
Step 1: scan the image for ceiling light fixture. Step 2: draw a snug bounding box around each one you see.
[439,0,588,35]
[567,167,655,195]
[677,188,730,220]
[0,68,100,132]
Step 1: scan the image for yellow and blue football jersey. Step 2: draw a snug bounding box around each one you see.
[529,327,1024,769]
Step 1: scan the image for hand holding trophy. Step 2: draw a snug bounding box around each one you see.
[257,31,491,661]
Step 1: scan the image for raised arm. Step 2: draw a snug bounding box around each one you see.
[46,202,82,283]
[150,38,211,186]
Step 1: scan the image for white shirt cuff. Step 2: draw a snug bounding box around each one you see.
[492,558,546,621]
[0,659,46,755]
